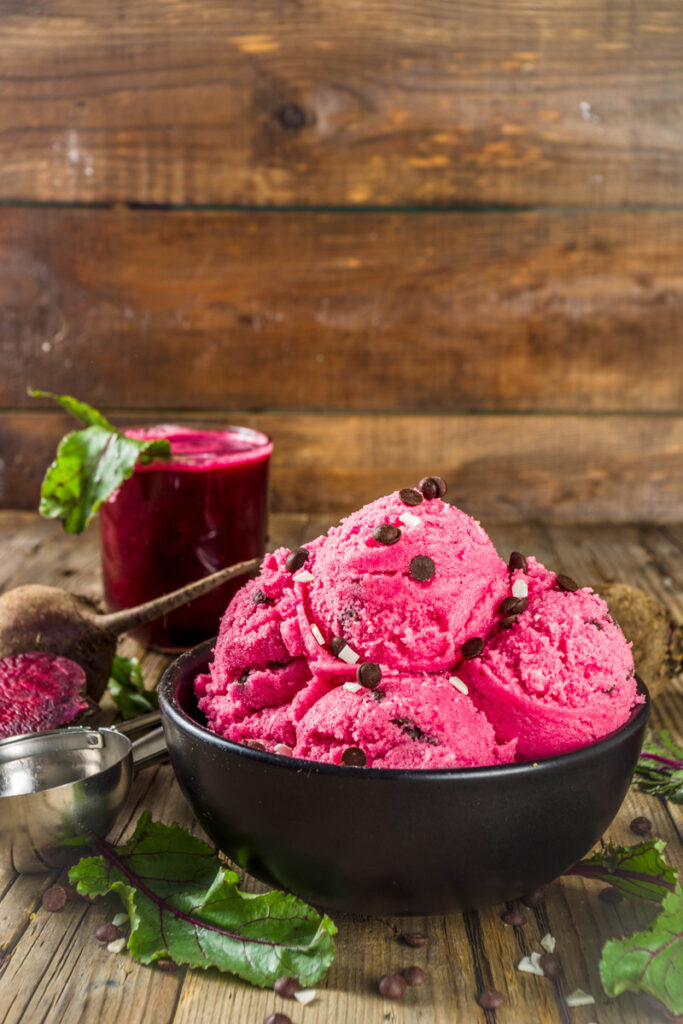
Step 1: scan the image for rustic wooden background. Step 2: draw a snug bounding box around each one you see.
[1,0,682,520]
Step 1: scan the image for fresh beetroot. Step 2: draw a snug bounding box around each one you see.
[0,557,260,700]
[0,652,88,739]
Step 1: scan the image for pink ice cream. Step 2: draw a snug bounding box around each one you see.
[459,557,640,759]
[196,482,641,768]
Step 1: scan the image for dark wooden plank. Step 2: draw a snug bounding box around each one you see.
[2,0,683,206]
[2,208,683,413]
[2,410,682,520]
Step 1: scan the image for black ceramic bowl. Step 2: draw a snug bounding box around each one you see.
[158,640,649,915]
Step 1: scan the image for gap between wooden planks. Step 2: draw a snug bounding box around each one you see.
[0,513,680,1023]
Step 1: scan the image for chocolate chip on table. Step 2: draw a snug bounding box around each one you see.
[274,976,301,999]
[462,637,484,659]
[409,555,435,581]
[373,523,401,545]
[357,662,382,688]
[155,959,178,972]
[341,746,367,767]
[95,923,122,943]
[402,966,427,987]
[378,973,407,999]
[501,905,527,926]
[265,1014,293,1024]
[285,547,309,573]
[399,487,423,506]
[418,476,447,499]
[630,815,653,836]
[330,636,346,657]
[508,551,527,573]
[401,931,429,947]
[522,886,546,907]
[599,886,624,904]
[539,953,561,979]
[42,886,67,912]
[499,615,518,629]
[477,988,505,1009]
[556,573,579,593]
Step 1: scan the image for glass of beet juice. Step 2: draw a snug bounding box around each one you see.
[99,424,272,651]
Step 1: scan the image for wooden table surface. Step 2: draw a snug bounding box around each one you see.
[0,511,681,1024]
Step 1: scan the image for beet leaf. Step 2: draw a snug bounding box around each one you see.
[30,390,170,533]
[634,730,683,805]
[600,886,683,1015]
[567,839,678,902]
[107,655,158,719]
[69,814,337,986]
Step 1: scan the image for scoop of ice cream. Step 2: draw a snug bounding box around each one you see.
[196,546,320,744]
[459,557,640,760]
[293,672,517,768]
[297,491,509,673]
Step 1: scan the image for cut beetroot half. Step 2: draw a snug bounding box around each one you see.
[0,652,88,739]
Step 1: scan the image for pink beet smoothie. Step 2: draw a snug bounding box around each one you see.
[459,558,641,759]
[100,425,271,651]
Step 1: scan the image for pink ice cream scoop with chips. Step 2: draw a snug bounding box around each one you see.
[196,477,642,769]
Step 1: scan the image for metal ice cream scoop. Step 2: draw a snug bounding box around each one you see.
[0,712,166,872]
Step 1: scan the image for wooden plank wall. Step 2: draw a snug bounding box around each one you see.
[0,0,682,520]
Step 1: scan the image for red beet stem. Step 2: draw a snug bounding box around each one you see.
[95,557,261,636]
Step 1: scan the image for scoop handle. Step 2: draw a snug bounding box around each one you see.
[131,726,168,770]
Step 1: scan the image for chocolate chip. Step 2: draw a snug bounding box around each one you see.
[556,573,579,592]
[630,815,653,836]
[501,905,527,926]
[522,887,545,907]
[402,966,427,986]
[499,615,518,629]
[462,637,484,659]
[373,523,401,545]
[42,886,67,912]
[371,688,386,702]
[401,931,429,947]
[247,740,266,751]
[265,1014,293,1024]
[95,923,122,943]
[357,662,382,688]
[285,547,309,572]
[330,636,346,657]
[499,595,520,614]
[341,747,366,767]
[540,953,561,979]
[409,555,435,581]
[252,589,274,605]
[156,959,178,972]
[477,988,505,1009]
[509,551,527,572]
[599,886,624,904]
[378,973,407,999]
[274,976,301,999]
[418,476,447,499]
[399,487,423,506]
[513,597,528,613]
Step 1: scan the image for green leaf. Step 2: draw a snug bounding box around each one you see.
[600,886,683,1015]
[30,390,171,533]
[69,814,337,987]
[634,730,683,805]
[29,389,116,430]
[568,840,678,903]
[107,655,158,719]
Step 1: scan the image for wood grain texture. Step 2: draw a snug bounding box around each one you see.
[1,0,683,206]
[2,410,682,520]
[2,207,683,414]
[0,513,680,1024]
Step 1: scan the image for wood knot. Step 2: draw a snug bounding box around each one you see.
[274,102,308,131]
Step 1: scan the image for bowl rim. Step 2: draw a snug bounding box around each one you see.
[158,638,651,780]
